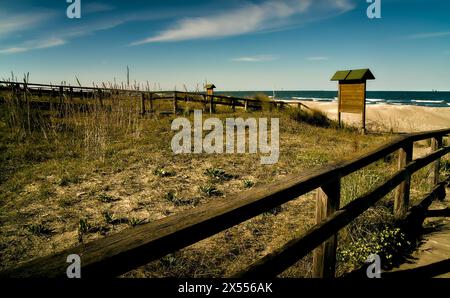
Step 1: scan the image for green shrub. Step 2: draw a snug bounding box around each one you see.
[253,94,274,111]
[127,217,146,227]
[204,168,234,181]
[78,218,91,242]
[339,226,411,270]
[288,108,334,127]
[103,211,115,224]
[153,168,175,177]
[243,179,255,188]
[58,174,80,186]
[165,190,199,206]
[27,223,53,236]
[98,193,117,203]
[200,184,222,197]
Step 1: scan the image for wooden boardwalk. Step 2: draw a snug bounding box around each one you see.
[386,193,450,278]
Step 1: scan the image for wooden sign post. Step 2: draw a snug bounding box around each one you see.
[331,69,375,133]
[205,84,216,114]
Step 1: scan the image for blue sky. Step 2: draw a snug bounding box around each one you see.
[0,0,449,91]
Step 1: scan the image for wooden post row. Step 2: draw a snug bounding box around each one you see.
[312,177,340,278]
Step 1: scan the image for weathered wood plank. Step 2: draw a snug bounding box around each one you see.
[395,142,413,217]
[141,93,146,115]
[173,92,178,114]
[312,178,340,278]
[431,136,443,185]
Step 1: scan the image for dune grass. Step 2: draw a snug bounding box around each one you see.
[0,89,444,277]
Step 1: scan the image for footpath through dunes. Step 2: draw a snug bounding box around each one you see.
[385,192,450,278]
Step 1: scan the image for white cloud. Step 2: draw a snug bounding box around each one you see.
[0,11,54,39]
[0,8,168,54]
[131,0,355,45]
[232,55,278,62]
[406,31,450,39]
[306,56,329,61]
[0,38,66,54]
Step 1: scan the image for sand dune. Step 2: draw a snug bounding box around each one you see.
[296,101,450,133]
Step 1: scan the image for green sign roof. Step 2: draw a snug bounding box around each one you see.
[331,69,375,81]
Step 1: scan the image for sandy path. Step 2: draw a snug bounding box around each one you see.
[292,101,450,133]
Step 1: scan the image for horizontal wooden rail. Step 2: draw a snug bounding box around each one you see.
[0,81,261,103]
[1,81,277,113]
[232,146,450,277]
[1,128,449,278]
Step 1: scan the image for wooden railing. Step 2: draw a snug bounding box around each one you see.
[1,127,448,278]
[0,81,284,113]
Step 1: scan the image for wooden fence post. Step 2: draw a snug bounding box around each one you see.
[209,95,215,114]
[173,92,178,114]
[202,94,207,111]
[98,89,103,107]
[141,93,146,115]
[149,93,153,113]
[232,99,236,112]
[245,100,249,111]
[431,136,443,186]
[59,86,63,107]
[394,142,413,217]
[312,177,340,278]
[69,87,73,101]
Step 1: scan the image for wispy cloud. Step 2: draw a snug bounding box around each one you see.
[306,56,329,61]
[0,6,180,54]
[0,10,55,39]
[0,38,66,54]
[232,55,278,62]
[406,31,450,39]
[84,2,115,14]
[131,0,355,45]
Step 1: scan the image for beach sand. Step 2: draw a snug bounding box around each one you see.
[295,101,450,133]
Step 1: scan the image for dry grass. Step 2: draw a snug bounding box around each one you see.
[0,89,443,277]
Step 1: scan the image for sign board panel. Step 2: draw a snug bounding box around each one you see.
[338,82,365,114]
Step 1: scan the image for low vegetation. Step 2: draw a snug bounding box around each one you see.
[0,88,445,277]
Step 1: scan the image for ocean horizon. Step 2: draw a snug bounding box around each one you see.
[218,91,450,107]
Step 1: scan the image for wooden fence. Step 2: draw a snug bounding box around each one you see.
[1,127,448,278]
[0,81,289,114]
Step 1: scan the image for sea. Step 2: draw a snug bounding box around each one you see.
[218,91,450,108]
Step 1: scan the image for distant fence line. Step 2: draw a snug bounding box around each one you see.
[0,81,312,114]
